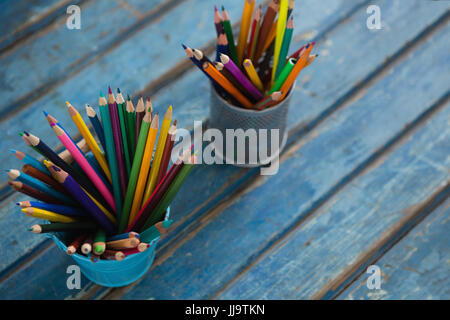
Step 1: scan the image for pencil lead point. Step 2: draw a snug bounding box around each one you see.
[65,101,71,107]
[23,131,29,136]
[117,88,121,94]
[214,5,218,12]
[43,110,48,116]
[9,149,15,154]
[127,94,131,101]
[108,86,112,94]
[99,91,104,97]
[221,5,225,11]
[181,43,187,49]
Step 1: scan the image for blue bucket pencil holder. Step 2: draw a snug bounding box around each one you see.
[47,208,170,288]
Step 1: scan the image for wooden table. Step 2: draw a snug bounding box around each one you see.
[0,0,448,300]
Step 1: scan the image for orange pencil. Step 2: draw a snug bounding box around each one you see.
[279,44,312,100]
[203,62,253,109]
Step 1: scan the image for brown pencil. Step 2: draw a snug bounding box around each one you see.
[21,164,69,195]
[67,234,87,255]
[8,180,65,205]
[254,0,280,64]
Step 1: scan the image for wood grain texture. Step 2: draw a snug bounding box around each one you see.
[117,22,450,299]
[0,0,365,281]
[338,198,450,300]
[0,0,82,53]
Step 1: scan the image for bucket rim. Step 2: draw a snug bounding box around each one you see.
[211,81,296,115]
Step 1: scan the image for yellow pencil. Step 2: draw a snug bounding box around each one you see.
[243,59,264,91]
[128,113,159,225]
[22,207,78,223]
[142,106,173,205]
[66,101,112,183]
[272,0,289,84]
[236,0,255,64]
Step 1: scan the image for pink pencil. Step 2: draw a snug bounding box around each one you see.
[50,123,117,213]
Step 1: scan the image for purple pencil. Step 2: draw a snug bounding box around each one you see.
[219,53,264,101]
[49,165,116,235]
[107,87,127,196]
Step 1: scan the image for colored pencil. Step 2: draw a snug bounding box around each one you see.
[93,229,106,255]
[214,5,224,36]
[99,92,122,215]
[23,131,108,209]
[102,250,125,261]
[249,5,262,61]
[116,89,132,176]
[243,59,264,92]
[135,96,145,146]
[51,123,116,213]
[106,232,139,242]
[272,0,289,84]
[142,106,173,204]
[107,88,128,197]
[21,207,78,223]
[17,201,87,217]
[121,111,156,232]
[49,164,116,235]
[203,61,253,109]
[10,149,49,174]
[21,163,68,195]
[221,6,239,65]
[127,149,189,232]
[86,104,107,153]
[7,169,75,205]
[154,120,177,187]
[125,95,136,159]
[81,235,93,254]
[141,154,196,230]
[236,0,255,64]
[275,17,293,80]
[9,180,65,205]
[67,234,87,255]
[140,219,173,243]
[279,43,313,100]
[220,53,263,101]
[254,0,280,63]
[254,91,283,110]
[29,221,97,234]
[215,61,250,102]
[67,102,112,183]
[106,237,140,250]
[121,243,150,256]
[216,33,229,62]
[270,57,296,94]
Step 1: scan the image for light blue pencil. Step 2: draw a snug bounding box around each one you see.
[10,149,49,174]
[7,169,76,205]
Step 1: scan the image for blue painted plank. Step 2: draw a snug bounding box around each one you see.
[0,0,79,53]
[0,0,364,280]
[338,198,450,300]
[118,23,450,299]
[0,0,169,118]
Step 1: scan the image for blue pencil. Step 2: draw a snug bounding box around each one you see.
[16,201,88,217]
[7,169,76,206]
[10,149,49,174]
[86,104,107,153]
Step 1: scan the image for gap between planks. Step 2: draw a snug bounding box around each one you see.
[0,0,187,121]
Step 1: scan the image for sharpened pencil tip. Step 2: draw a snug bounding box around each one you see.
[214,5,218,11]
[9,149,16,154]
[108,86,112,94]
[99,91,104,97]
[117,88,121,94]
[43,110,48,116]
[16,202,20,206]
[127,94,131,101]
[181,43,187,49]
[221,5,225,11]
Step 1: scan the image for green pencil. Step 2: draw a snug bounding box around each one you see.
[93,229,106,255]
[275,17,294,80]
[126,95,136,159]
[270,57,296,94]
[116,89,131,176]
[99,92,123,216]
[141,159,196,230]
[222,6,239,65]
[118,110,152,233]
